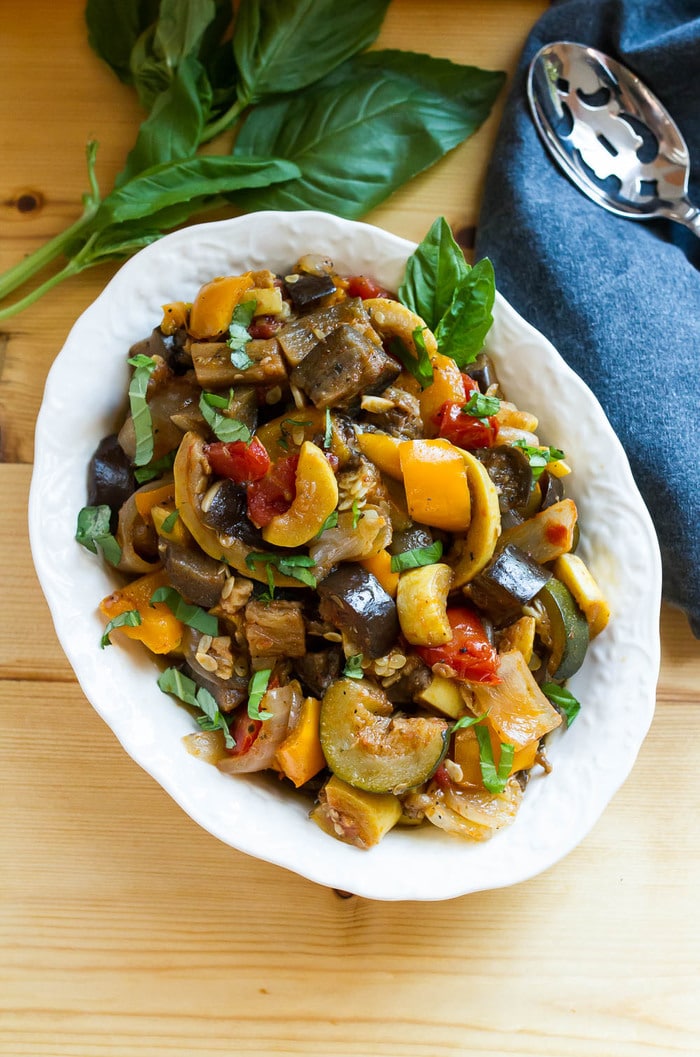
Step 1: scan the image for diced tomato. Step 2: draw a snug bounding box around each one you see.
[325,451,339,473]
[345,274,392,300]
[432,763,453,791]
[246,453,299,527]
[206,436,271,483]
[416,606,501,684]
[249,315,283,339]
[435,400,499,450]
[225,711,262,756]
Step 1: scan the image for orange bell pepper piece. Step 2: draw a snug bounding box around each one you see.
[360,548,400,598]
[133,482,176,522]
[275,696,326,788]
[398,438,471,532]
[100,569,183,654]
[188,273,254,339]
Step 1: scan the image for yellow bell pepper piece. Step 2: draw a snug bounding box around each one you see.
[357,431,403,479]
[150,503,190,547]
[160,301,190,335]
[262,441,339,547]
[398,438,471,532]
[99,569,183,654]
[360,548,400,598]
[134,481,176,521]
[275,696,326,788]
[188,273,254,339]
[419,352,466,435]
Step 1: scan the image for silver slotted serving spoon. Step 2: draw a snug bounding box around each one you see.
[527,41,700,236]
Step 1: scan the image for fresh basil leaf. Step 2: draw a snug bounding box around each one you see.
[86,0,160,84]
[435,256,496,367]
[233,51,505,218]
[463,391,500,418]
[100,609,141,649]
[159,667,235,748]
[75,504,122,566]
[199,392,251,443]
[399,216,470,331]
[94,154,300,227]
[160,508,180,533]
[449,711,488,734]
[127,353,157,467]
[245,551,317,588]
[388,331,434,389]
[202,391,230,409]
[542,682,581,727]
[390,539,443,573]
[116,55,212,186]
[158,666,199,706]
[512,441,566,483]
[233,0,390,106]
[351,499,363,530]
[154,0,217,71]
[133,450,177,484]
[474,724,514,794]
[316,509,339,537]
[227,299,256,367]
[247,668,273,720]
[150,585,219,636]
[343,654,364,679]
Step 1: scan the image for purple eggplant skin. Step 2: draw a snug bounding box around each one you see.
[478,444,534,515]
[317,565,399,659]
[466,544,551,625]
[284,272,336,311]
[87,434,136,530]
[539,470,565,510]
[464,353,499,394]
[161,542,228,609]
[201,479,264,548]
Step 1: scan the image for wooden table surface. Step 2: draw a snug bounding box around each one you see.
[2,2,699,1055]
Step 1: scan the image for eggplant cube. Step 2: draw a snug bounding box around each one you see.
[290,324,400,409]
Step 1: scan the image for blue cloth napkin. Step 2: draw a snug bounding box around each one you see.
[475,0,700,636]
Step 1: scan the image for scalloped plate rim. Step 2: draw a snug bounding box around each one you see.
[28,211,661,901]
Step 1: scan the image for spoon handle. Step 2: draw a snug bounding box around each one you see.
[668,201,700,239]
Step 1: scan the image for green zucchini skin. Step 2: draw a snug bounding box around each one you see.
[320,678,448,795]
[537,578,589,681]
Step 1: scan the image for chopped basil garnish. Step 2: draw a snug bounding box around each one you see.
[323,408,332,449]
[158,666,235,749]
[247,668,273,720]
[512,440,566,483]
[343,653,364,679]
[202,389,232,409]
[474,723,514,793]
[149,586,219,636]
[134,450,176,484]
[449,711,487,734]
[227,300,257,369]
[542,682,581,727]
[76,504,122,567]
[127,353,157,467]
[199,391,251,443]
[160,508,179,533]
[245,551,317,588]
[462,391,500,418]
[316,510,339,536]
[100,609,141,649]
[351,499,363,530]
[390,539,443,573]
[388,328,434,389]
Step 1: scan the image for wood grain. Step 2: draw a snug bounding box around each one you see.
[1,2,699,1055]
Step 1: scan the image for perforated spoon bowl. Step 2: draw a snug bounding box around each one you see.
[527,41,700,236]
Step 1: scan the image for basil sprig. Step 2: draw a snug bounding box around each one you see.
[0,3,504,322]
[390,539,443,573]
[343,654,364,679]
[158,666,235,749]
[388,326,434,389]
[398,216,496,367]
[76,504,121,567]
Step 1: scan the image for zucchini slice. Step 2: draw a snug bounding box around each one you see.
[536,577,590,681]
[320,678,448,795]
